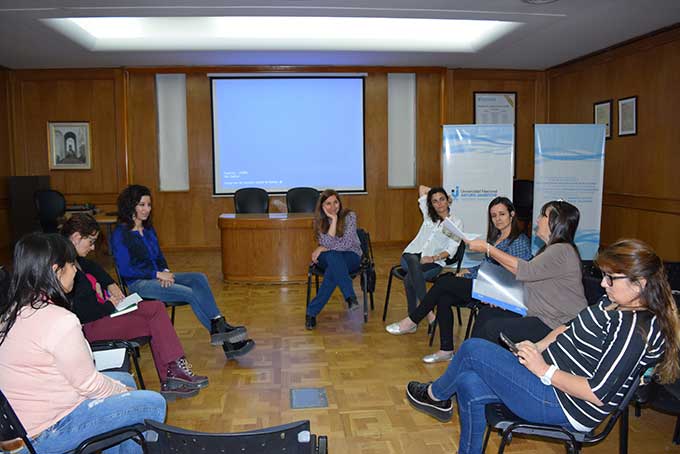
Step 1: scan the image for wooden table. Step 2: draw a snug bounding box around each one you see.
[218,213,315,283]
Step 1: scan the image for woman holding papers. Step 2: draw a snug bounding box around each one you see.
[384,185,462,333]
[112,185,254,357]
[466,200,587,345]
[387,197,531,363]
[63,214,208,399]
[0,233,165,453]
[306,189,362,329]
[406,239,678,454]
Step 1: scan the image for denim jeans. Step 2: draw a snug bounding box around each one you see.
[129,272,221,331]
[400,253,442,314]
[306,251,361,317]
[431,339,570,454]
[21,372,166,454]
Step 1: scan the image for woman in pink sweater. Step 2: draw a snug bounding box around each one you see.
[0,233,165,454]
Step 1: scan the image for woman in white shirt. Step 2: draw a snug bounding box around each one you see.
[387,185,462,333]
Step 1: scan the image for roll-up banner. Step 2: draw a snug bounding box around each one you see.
[533,125,606,260]
[442,125,514,267]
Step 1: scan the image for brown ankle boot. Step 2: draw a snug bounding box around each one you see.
[166,357,209,389]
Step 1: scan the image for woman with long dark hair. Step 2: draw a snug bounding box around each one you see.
[305,189,362,330]
[386,197,532,363]
[63,213,208,399]
[0,233,165,454]
[466,199,587,344]
[406,238,680,454]
[388,185,462,327]
[111,185,254,358]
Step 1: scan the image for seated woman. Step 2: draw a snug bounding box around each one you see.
[387,185,462,328]
[111,185,254,356]
[465,200,587,345]
[0,233,166,454]
[305,189,362,330]
[386,197,532,363]
[406,239,679,454]
[62,213,214,399]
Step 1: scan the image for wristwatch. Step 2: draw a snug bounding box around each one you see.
[540,365,558,385]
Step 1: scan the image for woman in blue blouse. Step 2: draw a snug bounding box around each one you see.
[386,197,531,363]
[111,185,254,358]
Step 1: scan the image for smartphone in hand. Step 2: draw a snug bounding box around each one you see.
[499,332,519,353]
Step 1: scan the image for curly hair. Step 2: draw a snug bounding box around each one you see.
[0,233,76,346]
[117,185,152,230]
[426,187,450,223]
[595,239,680,384]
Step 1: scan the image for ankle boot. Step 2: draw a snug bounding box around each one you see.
[210,316,248,345]
[166,357,209,389]
[305,315,317,330]
[346,296,360,312]
[159,382,200,400]
[223,339,256,359]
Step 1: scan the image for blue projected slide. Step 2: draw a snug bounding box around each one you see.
[211,77,366,195]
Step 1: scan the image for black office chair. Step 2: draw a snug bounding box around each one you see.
[34,189,66,233]
[0,389,148,454]
[512,180,533,237]
[482,366,650,454]
[234,187,269,214]
[581,260,604,306]
[306,228,376,323]
[112,259,189,326]
[286,187,320,213]
[665,261,680,290]
[145,419,327,453]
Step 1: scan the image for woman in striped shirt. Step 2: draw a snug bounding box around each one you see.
[405,239,680,454]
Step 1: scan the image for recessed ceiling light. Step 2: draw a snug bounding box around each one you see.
[43,16,522,53]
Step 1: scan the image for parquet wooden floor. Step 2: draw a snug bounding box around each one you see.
[98,246,680,453]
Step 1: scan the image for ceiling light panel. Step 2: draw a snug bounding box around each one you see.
[44,16,522,52]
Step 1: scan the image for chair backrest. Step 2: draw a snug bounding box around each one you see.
[145,419,315,453]
[234,188,269,214]
[665,261,680,291]
[445,241,466,273]
[356,228,374,264]
[34,189,66,233]
[286,187,320,213]
[512,179,534,219]
[0,390,36,454]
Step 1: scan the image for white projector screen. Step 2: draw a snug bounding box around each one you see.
[210,76,366,195]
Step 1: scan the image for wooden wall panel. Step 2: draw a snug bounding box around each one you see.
[443,69,545,180]
[126,69,443,249]
[9,69,126,208]
[547,27,680,260]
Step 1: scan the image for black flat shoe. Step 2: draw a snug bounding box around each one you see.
[406,381,453,422]
[305,315,317,330]
[223,339,256,359]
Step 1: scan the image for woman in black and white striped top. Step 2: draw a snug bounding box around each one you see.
[406,239,680,454]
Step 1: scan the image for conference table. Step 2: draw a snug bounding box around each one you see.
[218,213,315,283]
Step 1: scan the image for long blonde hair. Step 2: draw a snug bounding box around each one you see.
[595,239,680,383]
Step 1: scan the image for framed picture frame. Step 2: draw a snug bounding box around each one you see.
[48,121,91,170]
[593,99,612,139]
[473,92,517,176]
[618,96,637,137]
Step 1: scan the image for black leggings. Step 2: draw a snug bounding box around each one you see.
[471,306,553,346]
[409,274,474,351]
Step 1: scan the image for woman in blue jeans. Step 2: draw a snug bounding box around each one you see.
[0,233,165,454]
[111,185,254,358]
[406,239,680,454]
[305,189,362,330]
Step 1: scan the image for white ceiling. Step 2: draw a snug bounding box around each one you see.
[1,0,679,70]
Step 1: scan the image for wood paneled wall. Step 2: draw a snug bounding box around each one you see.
[547,27,680,260]
[443,69,546,180]
[126,69,444,249]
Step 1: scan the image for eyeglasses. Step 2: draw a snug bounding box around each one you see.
[602,273,628,286]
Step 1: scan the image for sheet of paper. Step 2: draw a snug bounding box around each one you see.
[442,218,480,241]
[93,348,126,371]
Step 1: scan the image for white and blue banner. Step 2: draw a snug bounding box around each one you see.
[533,125,606,259]
[443,125,514,267]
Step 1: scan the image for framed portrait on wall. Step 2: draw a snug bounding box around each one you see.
[48,121,91,170]
[593,100,612,139]
[618,96,637,137]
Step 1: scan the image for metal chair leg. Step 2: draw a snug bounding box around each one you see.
[130,348,146,390]
[306,271,312,309]
[382,269,395,321]
[464,306,477,340]
[170,305,176,325]
[428,318,437,347]
[482,427,491,453]
[619,406,629,454]
[363,275,369,323]
[673,416,680,444]
[456,306,462,326]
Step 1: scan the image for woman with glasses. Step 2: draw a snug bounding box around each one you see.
[406,238,679,454]
[62,213,208,400]
[465,200,587,345]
